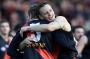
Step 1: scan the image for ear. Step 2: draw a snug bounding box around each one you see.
[39,15,43,19]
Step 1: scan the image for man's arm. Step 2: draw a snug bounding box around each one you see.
[76,35,88,56]
[20,16,71,34]
[47,16,71,32]
[7,31,24,58]
[19,36,35,51]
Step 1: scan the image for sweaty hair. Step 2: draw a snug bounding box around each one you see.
[28,1,48,19]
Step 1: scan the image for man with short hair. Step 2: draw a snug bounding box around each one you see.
[8,2,78,59]
[0,20,11,59]
[72,26,88,58]
[20,2,78,59]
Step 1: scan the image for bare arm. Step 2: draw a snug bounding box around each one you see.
[20,16,71,33]
[47,16,71,32]
[76,35,88,56]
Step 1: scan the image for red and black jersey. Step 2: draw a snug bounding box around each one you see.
[7,20,54,59]
[0,36,10,59]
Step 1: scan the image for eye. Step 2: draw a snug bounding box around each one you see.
[49,9,52,12]
[43,12,48,15]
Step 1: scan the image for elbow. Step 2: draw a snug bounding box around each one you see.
[67,24,71,32]
[64,23,71,32]
[66,26,71,32]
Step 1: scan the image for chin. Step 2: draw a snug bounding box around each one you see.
[48,19,54,22]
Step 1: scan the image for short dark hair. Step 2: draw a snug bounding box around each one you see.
[0,20,9,25]
[72,26,84,33]
[28,1,48,19]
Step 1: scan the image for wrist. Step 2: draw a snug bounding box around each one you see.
[27,26,30,31]
[20,30,23,37]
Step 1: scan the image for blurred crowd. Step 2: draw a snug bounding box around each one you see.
[0,0,90,59]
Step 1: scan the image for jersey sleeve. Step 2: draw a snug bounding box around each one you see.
[7,30,24,58]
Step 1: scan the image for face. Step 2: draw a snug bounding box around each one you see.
[0,22,10,35]
[39,4,55,21]
[10,12,19,26]
[73,28,84,41]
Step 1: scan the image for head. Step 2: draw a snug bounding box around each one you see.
[72,26,85,41]
[28,2,55,21]
[0,20,10,35]
[10,12,20,27]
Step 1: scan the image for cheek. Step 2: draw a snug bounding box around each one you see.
[52,11,54,14]
[52,10,55,14]
[6,27,10,31]
[75,33,79,37]
[43,15,49,19]
[0,28,4,31]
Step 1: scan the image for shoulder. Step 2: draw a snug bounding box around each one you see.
[56,16,66,19]
[55,16,67,22]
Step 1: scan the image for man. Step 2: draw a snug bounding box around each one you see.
[7,2,54,59]
[0,20,11,59]
[72,26,88,58]
[19,2,77,59]
[8,2,77,59]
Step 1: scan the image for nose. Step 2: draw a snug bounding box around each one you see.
[48,12,52,16]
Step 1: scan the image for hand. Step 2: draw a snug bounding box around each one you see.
[20,27,29,37]
[22,35,36,46]
[19,37,34,50]
[23,37,33,45]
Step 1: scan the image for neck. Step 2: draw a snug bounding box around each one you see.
[0,34,9,42]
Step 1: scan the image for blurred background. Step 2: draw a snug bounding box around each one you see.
[1,0,90,32]
[0,0,90,59]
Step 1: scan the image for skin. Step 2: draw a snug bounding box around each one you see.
[0,22,10,42]
[73,28,84,41]
[0,22,10,35]
[20,4,71,37]
[73,27,88,56]
[19,4,71,50]
[39,4,55,22]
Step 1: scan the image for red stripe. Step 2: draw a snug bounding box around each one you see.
[74,56,77,59]
[53,44,60,59]
[23,24,31,37]
[23,24,28,27]
[4,52,10,59]
[36,48,54,59]
[23,23,34,37]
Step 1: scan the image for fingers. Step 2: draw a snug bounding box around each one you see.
[24,37,36,47]
[20,30,23,37]
[20,27,25,37]
[20,27,28,37]
[24,39,33,47]
[22,34,36,47]
[26,41,32,47]
[25,40,32,45]
[27,36,36,42]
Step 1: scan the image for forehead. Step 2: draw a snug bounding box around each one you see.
[1,22,9,26]
[75,28,84,32]
[39,4,52,12]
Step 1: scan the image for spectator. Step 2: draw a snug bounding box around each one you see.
[0,20,11,59]
[72,26,88,58]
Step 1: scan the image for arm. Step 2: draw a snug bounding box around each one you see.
[47,16,71,32]
[76,35,88,56]
[7,31,24,58]
[20,16,71,33]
